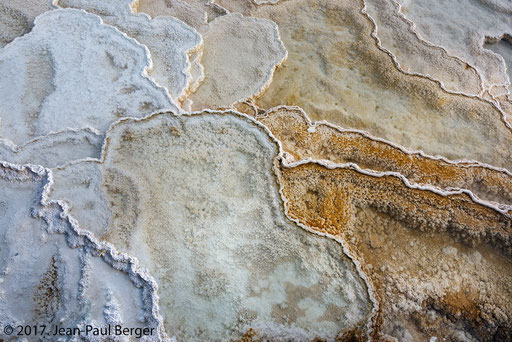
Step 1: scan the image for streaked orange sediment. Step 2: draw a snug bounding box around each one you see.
[278,162,512,340]
[259,106,512,207]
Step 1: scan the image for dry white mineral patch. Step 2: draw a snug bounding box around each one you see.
[57,0,204,103]
[0,8,178,146]
[57,0,135,16]
[49,112,372,341]
[0,163,164,339]
[254,0,282,4]
[51,162,112,238]
[136,0,208,29]
[180,0,229,24]
[0,129,104,168]
[104,14,203,102]
[189,13,287,110]
[137,0,229,28]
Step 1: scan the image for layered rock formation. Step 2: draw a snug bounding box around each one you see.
[1,0,511,341]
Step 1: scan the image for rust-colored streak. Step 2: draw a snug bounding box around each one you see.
[261,107,512,206]
[278,162,512,340]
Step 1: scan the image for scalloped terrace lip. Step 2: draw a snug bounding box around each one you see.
[1,0,512,341]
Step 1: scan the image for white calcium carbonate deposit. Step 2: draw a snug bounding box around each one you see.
[57,0,203,103]
[49,112,372,341]
[0,8,178,146]
[2,0,512,341]
[396,0,512,97]
[0,0,55,47]
[135,0,208,29]
[363,0,483,96]
[0,162,166,340]
[0,128,104,168]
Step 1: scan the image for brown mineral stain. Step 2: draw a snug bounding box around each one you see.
[246,0,512,170]
[259,107,512,206]
[437,290,481,323]
[232,329,257,342]
[278,161,512,340]
[33,256,60,321]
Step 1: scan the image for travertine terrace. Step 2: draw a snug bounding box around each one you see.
[58,0,203,103]
[278,162,512,341]
[256,106,512,208]
[49,112,372,341]
[1,0,511,341]
[0,8,178,146]
[188,13,287,110]
[225,0,512,168]
[0,162,167,340]
[394,0,511,96]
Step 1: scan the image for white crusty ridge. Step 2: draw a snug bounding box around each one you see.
[48,110,374,341]
[0,128,104,168]
[394,0,511,98]
[0,161,169,341]
[57,0,204,104]
[363,0,483,96]
[0,8,179,146]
